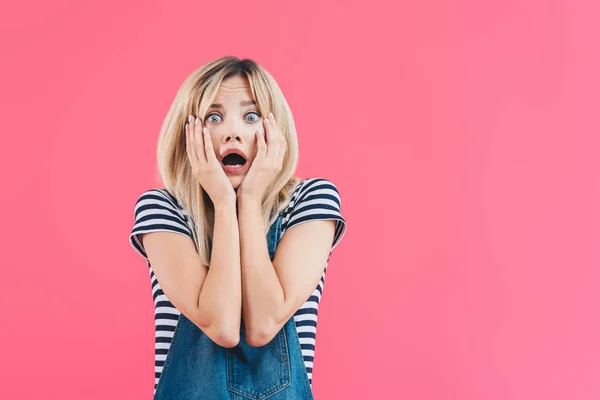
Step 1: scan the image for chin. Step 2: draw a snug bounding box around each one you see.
[228,175,244,190]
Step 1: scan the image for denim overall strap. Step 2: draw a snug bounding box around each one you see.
[154,212,314,400]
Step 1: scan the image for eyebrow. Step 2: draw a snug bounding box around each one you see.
[208,100,256,108]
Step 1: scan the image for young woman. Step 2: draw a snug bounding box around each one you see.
[129,56,347,399]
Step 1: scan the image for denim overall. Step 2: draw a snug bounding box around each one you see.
[154,212,315,400]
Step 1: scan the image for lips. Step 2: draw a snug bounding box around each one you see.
[219,148,248,161]
[221,162,249,175]
[219,148,249,175]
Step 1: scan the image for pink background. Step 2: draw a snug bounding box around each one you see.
[1,0,599,399]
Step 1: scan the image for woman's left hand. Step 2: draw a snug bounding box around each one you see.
[237,112,287,201]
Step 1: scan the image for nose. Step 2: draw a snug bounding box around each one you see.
[220,118,246,143]
[223,132,242,143]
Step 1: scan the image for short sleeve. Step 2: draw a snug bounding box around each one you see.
[282,178,348,252]
[128,189,194,261]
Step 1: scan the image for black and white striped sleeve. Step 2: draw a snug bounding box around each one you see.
[282,178,348,252]
[128,189,194,261]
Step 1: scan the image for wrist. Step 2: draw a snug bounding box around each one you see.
[214,198,237,212]
[237,193,262,208]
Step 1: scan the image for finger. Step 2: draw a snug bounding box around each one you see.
[263,113,275,159]
[194,116,207,164]
[203,126,218,165]
[185,118,199,169]
[255,130,267,161]
[268,112,285,165]
[189,115,204,165]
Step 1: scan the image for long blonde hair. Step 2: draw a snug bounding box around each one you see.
[156,56,301,266]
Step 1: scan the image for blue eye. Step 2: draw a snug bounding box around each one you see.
[246,112,260,122]
[205,111,260,124]
[206,114,222,123]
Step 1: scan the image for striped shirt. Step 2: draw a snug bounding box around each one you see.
[128,177,347,395]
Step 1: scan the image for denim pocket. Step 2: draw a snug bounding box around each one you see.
[226,327,291,399]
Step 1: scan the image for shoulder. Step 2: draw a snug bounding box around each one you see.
[134,187,179,204]
[134,188,185,214]
[132,188,190,227]
[284,177,343,212]
[129,188,193,260]
[281,177,348,251]
[281,177,347,248]
[290,176,341,199]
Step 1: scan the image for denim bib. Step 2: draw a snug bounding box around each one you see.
[153,212,315,400]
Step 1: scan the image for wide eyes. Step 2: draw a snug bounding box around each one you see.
[246,112,260,123]
[206,111,261,124]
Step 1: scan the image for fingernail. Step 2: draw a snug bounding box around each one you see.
[195,117,200,125]
[188,115,193,123]
[264,117,269,123]
[185,122,188,130]
[268,112,274,119]
[203,127,207,134]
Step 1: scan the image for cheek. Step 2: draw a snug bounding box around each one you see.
[245,129,261,143]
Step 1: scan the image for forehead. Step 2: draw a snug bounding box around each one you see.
[214,75,253,100]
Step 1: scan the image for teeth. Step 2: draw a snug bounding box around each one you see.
[228,164,242,168]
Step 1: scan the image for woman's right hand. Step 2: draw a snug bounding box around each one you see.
[185,115,236,206]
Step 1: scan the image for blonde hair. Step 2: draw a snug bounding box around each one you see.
[156,56,301,266]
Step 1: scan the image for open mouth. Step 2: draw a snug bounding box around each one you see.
[221,153,247,168]
[220,152,249,175]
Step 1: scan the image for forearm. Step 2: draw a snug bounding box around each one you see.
[197,200,242,339]
[237,196,286,343]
